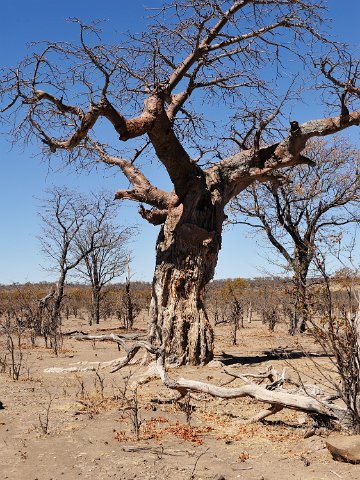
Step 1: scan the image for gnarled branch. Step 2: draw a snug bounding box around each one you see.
[92,143,172,210]
[217,109,360,203]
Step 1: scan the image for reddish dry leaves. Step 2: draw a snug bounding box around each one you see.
[115,416,213,444]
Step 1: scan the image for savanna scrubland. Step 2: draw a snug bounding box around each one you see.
[1,277,360,479]
[2,0,360,478]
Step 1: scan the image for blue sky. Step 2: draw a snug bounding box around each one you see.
[0,0,359,284]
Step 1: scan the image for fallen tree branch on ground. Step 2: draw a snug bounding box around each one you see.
[155,356,345,420]
[44,333,352,429]
[44,333,159,373]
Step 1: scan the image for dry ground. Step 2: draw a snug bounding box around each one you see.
[0,314,359,480]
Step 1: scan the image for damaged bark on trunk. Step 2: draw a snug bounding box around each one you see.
[148,182,225,365]
[291,255,311,334]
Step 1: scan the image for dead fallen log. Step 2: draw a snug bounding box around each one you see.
[44,333,352,428]
[44,334,159,373]
[154,355,352,428]
[155,358,337,418]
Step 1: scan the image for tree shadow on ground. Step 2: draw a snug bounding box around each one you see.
[216,348,331,366]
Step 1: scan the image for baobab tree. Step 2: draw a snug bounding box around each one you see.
[230,138,360,333]
[1,1,360,364]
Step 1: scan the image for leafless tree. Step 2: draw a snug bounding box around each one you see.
[74,195,134,325]
[2,1,360,364]
[120,270,139,330]
[0,320,25,381]
[230,138,360,334]
[308,253,360,431]
[38,188,112,350]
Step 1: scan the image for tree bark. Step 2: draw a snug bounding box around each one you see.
[91,286,101,325]
[291,257,310,334]
[124,276,135,329]
[45,270,66,354]
[51,271,66,329]
[148,187,225,365]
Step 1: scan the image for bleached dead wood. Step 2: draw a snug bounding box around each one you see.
[122,445,192,456]
[156,359,336,417]
[223,365,285,385]
[247,404,284,423]
[154,356,353,426]
[44,333,352,426]
[44,357,129,373]
[44,333,158,373]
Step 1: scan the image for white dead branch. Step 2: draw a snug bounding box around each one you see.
[44,332,351,427]
[44,333,156,373]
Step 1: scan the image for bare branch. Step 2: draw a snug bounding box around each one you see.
[138,205,168,225]
[92,142,172,209]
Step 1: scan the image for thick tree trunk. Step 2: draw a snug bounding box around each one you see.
[148,188,224,365]
[51,271,66,328]
[91,286,101,325]
[290,285,308,334]
[290,256,310,335]
[45,270,66,354]
[124,277,134,329]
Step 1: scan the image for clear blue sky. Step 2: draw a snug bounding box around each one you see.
[0,1,359,284]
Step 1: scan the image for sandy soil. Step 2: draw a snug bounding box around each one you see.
[0,314,359,480]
